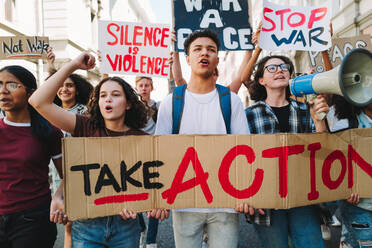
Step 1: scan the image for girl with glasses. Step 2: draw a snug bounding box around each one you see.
[0,65,63,248]
[244,55,329,248]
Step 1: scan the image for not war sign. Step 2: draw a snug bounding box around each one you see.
[259,0,331,51]
[0,36,49,60]
[98,21,171,78]
[173,0,253,51]
[63,129,372,220]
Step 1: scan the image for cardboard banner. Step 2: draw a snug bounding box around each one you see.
[259,0,331,51]
[63,129,372,220]
[308,35,372,73]
[173,0,253,51]
[0,36,49,60]
[98,20,171,78]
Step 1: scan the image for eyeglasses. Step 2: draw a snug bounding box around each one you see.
[0,82,23,92]
[264,64,290,73]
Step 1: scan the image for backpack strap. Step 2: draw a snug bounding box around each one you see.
[216,84,231,134]
[172,84,187,134]
[172,84,231,134]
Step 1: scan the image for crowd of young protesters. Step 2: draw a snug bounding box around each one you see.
[0,23,370,248]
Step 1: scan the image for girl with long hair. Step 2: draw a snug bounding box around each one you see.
[0,65,63,248]
[29,52,168,247]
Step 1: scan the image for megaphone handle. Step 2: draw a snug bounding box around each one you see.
[305,94,326,121]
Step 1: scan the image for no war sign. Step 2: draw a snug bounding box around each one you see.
[98,21,171,78]
[173,0,253,52]
[259,0,332,51]
[63,129,372,220]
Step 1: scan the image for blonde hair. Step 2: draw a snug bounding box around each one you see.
[135,76,153,86]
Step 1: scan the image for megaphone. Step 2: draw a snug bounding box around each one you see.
[290,48,372,107]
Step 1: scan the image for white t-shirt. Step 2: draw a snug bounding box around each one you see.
[155,88,249,213]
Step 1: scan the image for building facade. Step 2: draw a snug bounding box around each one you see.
[0,0,155,85]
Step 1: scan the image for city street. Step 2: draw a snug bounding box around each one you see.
[54,213,341,248]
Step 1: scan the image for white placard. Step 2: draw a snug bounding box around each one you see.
[259,0,332,51]
[99,20,171,78]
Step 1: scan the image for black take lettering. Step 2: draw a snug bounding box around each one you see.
[70,163,100,196]
[143,160,164,189]
[95,164,121,194]
[120,160,142,191]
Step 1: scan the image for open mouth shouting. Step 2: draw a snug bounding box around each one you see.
[199,59,210,67]
[104,105,113,113]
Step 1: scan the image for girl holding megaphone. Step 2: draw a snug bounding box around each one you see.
[244,53,329,248]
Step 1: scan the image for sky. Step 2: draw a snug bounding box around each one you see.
[150,0,172,25]
[148,0,191,101]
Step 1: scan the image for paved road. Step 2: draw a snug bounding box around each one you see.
[54,214,341,248]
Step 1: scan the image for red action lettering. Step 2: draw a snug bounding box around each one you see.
[161,147,212,204]
[307,142,321,200]
[94,193,149,205]
[322,150,346,190]
[219,145,263,199]
[348,144,372,188]
[262,145,304,198]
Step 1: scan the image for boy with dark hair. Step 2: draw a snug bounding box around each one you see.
[183,29,220,56]
[155,30,249,248]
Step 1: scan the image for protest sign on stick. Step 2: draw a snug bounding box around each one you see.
[99,21,171,78]
[0,36,49,60]
[308,35,372,72]
[173,0,253,51]
[63,129,372,220]
[259,0,331,51]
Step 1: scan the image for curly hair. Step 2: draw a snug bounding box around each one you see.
[48,69,93,106]
[87,77,148,130]
[184,29,220,56]
[332,95,361,122]
[248,55,294,102]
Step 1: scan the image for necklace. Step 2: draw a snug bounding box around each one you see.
[187,89,218,105]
